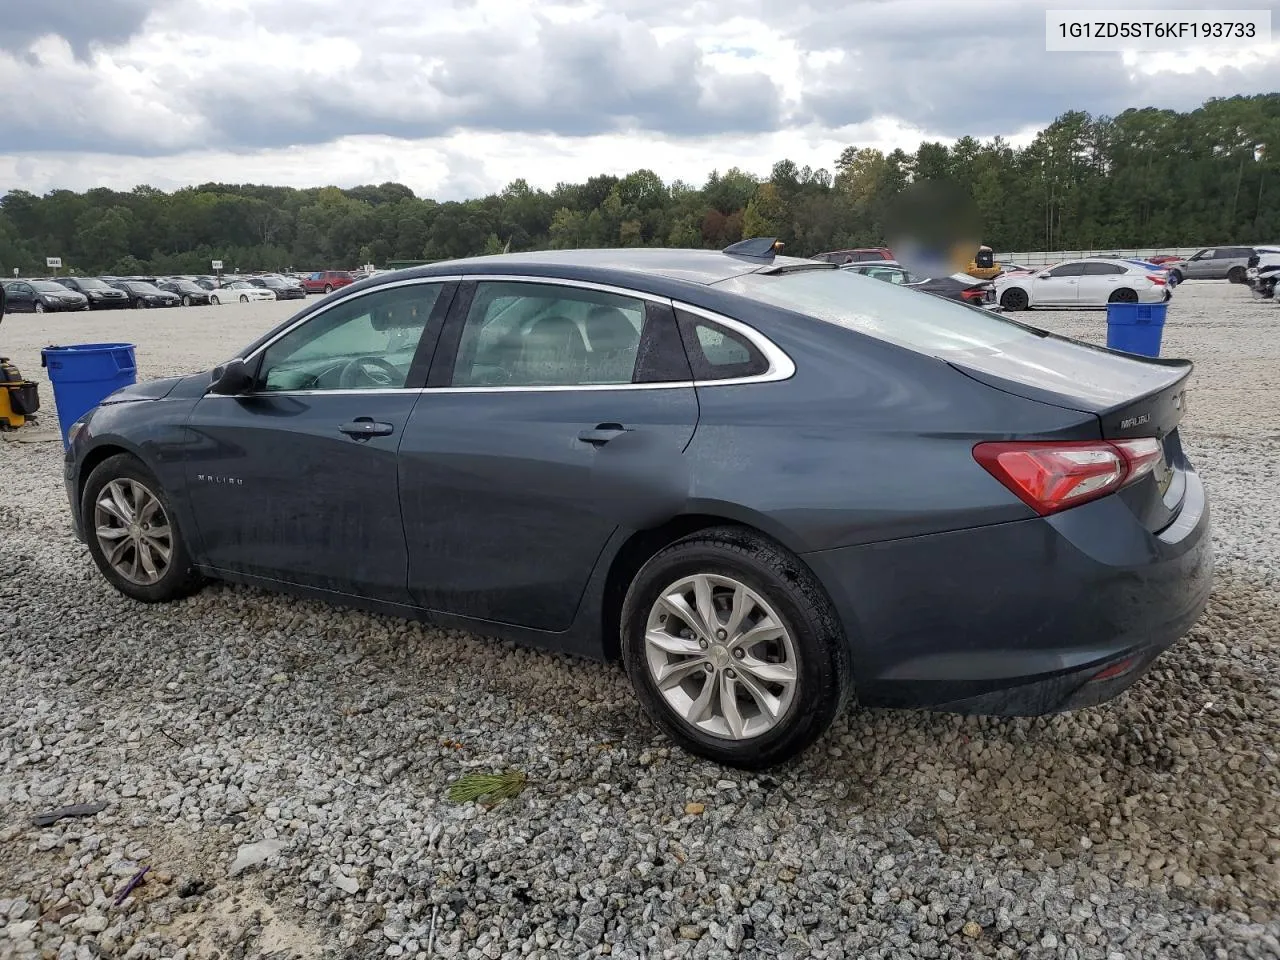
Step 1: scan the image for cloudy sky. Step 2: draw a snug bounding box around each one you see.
[1,0,1276,200]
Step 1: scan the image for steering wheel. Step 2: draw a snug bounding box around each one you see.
[338,356,400,389]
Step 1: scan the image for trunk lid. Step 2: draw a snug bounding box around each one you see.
[945,331,1192,532]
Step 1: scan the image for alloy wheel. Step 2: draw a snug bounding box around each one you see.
[34,302,45,314]
[93,478,173,586]
[644,574,798,740]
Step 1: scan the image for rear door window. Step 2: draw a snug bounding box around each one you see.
[1084,262,1126,275]
[1047,263,1085,277]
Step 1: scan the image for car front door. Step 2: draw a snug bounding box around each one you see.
[397,278,699,632]
[1077,261,1128,305]
[179,279,455,600]
[1184,249,1213,279]
[1031,262,1083,305]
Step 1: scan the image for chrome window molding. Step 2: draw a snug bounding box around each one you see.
[205,272,796,399]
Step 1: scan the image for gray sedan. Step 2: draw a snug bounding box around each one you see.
[61,240,1212,768]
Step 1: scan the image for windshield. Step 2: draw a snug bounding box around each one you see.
[33,281,71,293]
[77,278,112,290]
[715,268,1042,356]
[129,283,163,294]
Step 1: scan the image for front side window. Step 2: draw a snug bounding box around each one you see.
[1195,249,1213,260]
[257,283,441,392]
[451,281,646,387]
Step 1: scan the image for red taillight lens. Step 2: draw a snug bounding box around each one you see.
[1147,274,1167,285]
[973,438,1163,516]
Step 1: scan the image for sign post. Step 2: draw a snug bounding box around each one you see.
[46,256,62,276]
[212,259,223,284]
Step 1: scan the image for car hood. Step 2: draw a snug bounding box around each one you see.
[99,373,200,404]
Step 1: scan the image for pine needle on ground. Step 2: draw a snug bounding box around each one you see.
[447,770,528,807]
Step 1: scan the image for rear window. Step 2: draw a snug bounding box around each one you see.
[715,268,1040,356]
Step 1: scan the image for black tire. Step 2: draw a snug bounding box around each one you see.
[239,294,248,303]
[620,526,852,769]
[1000,287,1029,311]
[210,295,220,305]
[182,295,192,307]
[1169,269,1184,284]
[81,453,204,603]
[1227,266,1246,284]
[1109,287,1139,304]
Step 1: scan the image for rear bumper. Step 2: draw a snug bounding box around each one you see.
[802,469,1213,716]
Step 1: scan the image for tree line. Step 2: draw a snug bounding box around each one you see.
[1,94,1277,277]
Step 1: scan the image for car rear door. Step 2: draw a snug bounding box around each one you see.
[179,278,456,601]
[1031,262,1083,305]
[5,283,34,311]
[1077,261,1128,305]
[397,277,699,632]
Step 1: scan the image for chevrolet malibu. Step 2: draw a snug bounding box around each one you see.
[62,241,1213,768]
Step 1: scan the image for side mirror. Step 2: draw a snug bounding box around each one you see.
[1038,271,1052,279]
[208,358,252,395]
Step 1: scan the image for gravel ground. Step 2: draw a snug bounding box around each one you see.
[1,283,1277,960]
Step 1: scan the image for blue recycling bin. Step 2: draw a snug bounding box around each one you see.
[1106,302,1168,357]
[40,342,137,447]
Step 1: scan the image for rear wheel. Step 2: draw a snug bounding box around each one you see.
[82,454,204,603]
[1227,266,1246,284]
[620,527,851,769]
[1109,287,1139,304]
[1000,287,1029,311]
[239,294,249,303]
[210,295,220,305]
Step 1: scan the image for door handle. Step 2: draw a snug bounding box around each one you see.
[577,423,629,445]
[339,417,394,439]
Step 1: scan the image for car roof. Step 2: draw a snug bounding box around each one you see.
[407,248,817,287]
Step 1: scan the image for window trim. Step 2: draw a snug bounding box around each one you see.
[207,273,795,397]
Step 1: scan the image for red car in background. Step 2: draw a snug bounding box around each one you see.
[1146,255,1183,265]
[302,270,355,294]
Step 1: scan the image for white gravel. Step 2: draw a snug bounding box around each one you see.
[1,284,1278,960]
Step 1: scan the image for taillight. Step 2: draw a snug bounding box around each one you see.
[1147,274,1167,285]
[973,438,1163,515]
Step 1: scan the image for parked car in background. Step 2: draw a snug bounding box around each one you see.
[2,279,88,313]
[54,276,132,309]
[302,270,355,294]
[61,241,1213,768]
[252,275,306,300]
[157,279,213,306]
[810,247,895,265]
[996,258,1172,310]
[842,261,999,309]
[209,280,276,304]
[105,280,181,309]
[1166,246,1254,283]
[1147,255,1183,265]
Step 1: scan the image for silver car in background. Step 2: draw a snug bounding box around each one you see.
[1167,246,1255,284]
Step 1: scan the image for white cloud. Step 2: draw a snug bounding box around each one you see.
[0,0,1275,199]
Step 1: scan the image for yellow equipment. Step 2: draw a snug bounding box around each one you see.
[0,357,40,430]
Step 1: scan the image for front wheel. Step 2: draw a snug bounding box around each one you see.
[182,295,192,306]
[239,294,249,303]
[1169,269,1184,284]
[1000,287,1029,311]
[620,527,851,769]
[323,284,333,294]
[34,302,45,314]
[81,454,204,603]
[210,295,220,305]
[1109,287,1139,304]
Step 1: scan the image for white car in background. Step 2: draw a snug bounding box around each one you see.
[209,280,277,305]
[995,258,1173,311]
